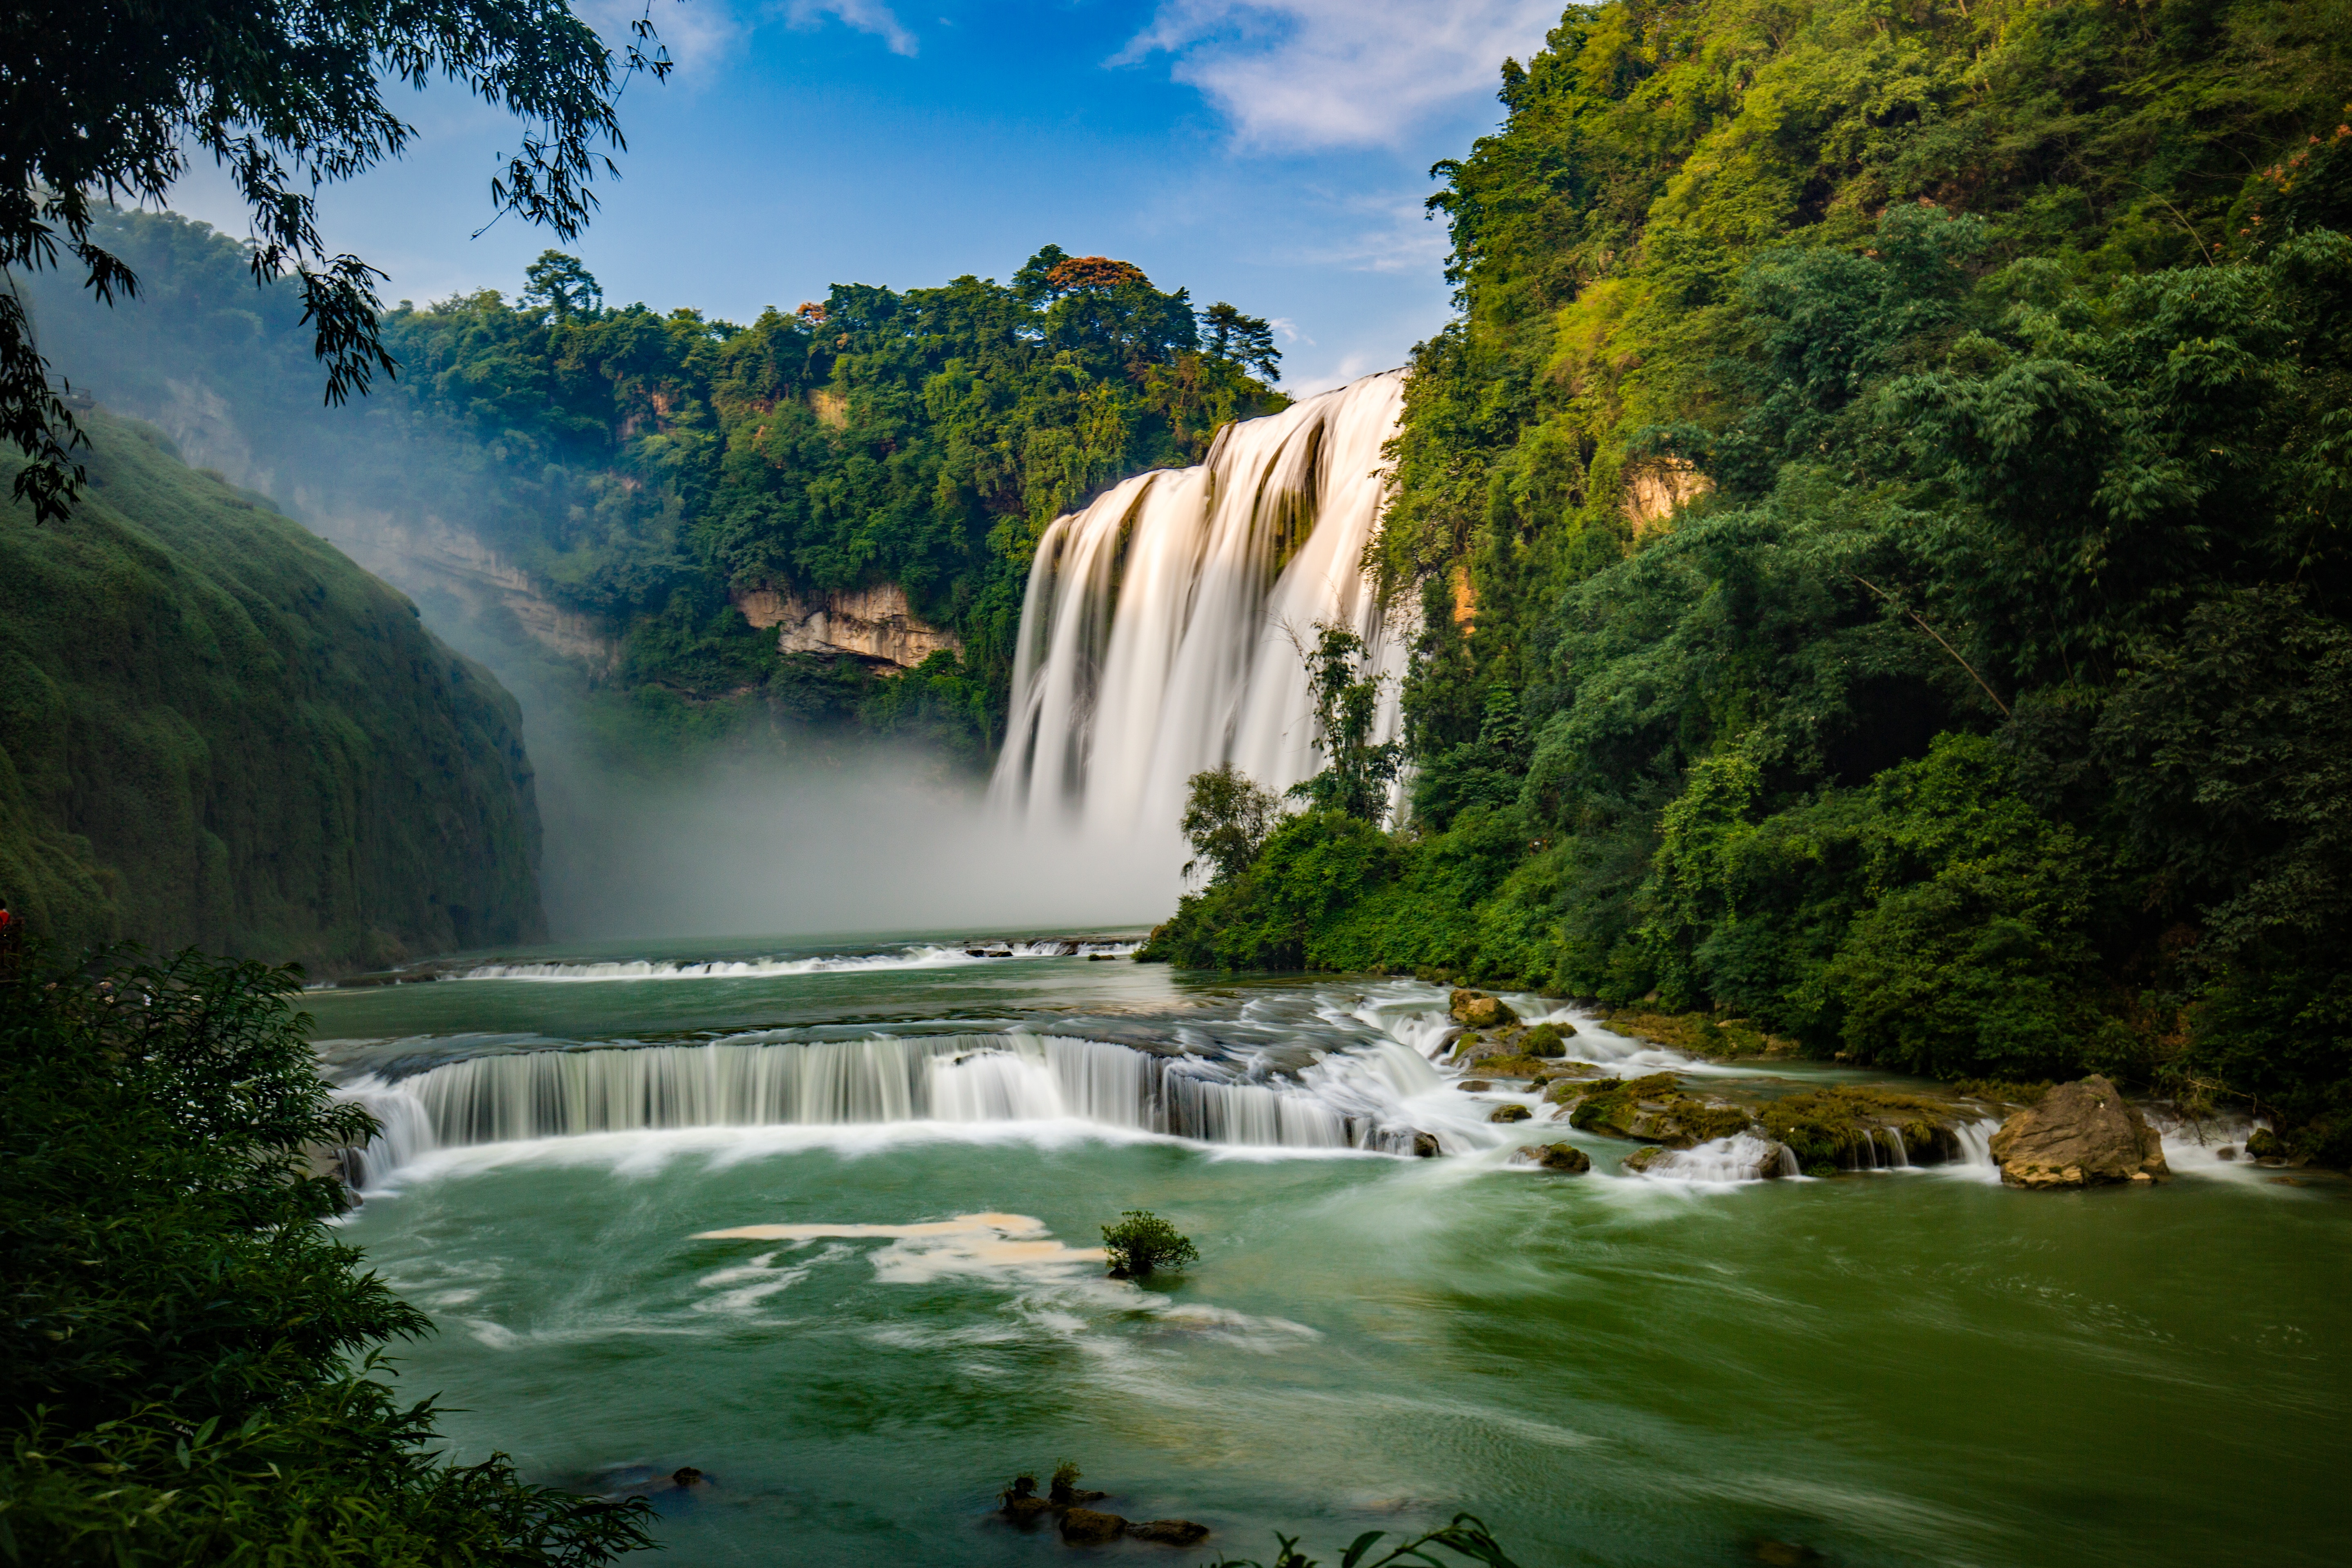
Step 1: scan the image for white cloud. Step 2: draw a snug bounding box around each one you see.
[1283,188,1452,274]
[1118,0,1559,151]
[581,0,744,76]
[785,0,919,56]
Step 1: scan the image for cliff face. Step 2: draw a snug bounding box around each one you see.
[0,411,546,973]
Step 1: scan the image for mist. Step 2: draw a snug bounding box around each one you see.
[22,218,1192,947]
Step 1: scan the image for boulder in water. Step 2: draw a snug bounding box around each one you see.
[1457,1080,1493,1093]
[2245,1127,2287,1163]
[1060,1508,1128,1545]
[1127,1519,1210,1546]
[1988,1075,2171,1188]
[1411,1131,1442,1158]
[1450,989,1519,1028]
[1513,1142,1592,1174]
[1489,1103,1532,1123]
[1521,1022,1569,1057]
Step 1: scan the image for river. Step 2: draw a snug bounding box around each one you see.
[305,934,2349,1567]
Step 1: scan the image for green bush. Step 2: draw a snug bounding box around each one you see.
[1100,1210,1199,1279]
[0,949,652,1565]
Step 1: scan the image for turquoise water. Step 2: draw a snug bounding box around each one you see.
[314,936,2352,1567]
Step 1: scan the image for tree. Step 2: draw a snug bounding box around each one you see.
[0,947,655,1561]
[1290,623,1403,825]
[1100,1209,1200,1278]
[520,249,603,322]
[1,0,673,521]
[1181,763,1283,884]
[1201,301,1281,379]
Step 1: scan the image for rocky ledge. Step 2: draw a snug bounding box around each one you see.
[1542,1074,1993,1178]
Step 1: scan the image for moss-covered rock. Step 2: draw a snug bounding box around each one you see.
[1521,1022,1569,1057]
[1513,1142,1592,1173]
[1489,1103,1533,1123]
[1755,1086,1979,1171]
[1560,1074,1753,1147]
[1599,1009,1795,1059]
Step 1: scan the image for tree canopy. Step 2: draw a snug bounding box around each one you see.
[1,0,670,521]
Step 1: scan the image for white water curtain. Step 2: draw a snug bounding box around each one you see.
[989,370,1413,835]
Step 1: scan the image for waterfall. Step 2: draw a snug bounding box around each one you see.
[333,1030,1433,1183]
[991,371,1412,833]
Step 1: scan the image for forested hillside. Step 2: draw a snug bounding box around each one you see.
[1149,0,2352,1162]
[27,218,1285,757]
[0,411,545,971]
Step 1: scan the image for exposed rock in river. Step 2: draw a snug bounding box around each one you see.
[1489,1103,1532,1124]
[1989,1075,2171,1188]
[1513,1142,1592,1173]
[1127,1520,1210,1546]
[1449,989,1519,1028]
[1059,1508,1127,1545]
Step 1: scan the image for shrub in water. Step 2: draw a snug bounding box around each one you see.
[1101,1209,1200,1277]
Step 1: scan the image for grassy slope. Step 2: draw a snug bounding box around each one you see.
[0,411,545,971]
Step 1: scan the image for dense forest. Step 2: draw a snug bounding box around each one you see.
[27,218,1285,759]
[1145,0,2352,1164]
[0,411,545,970]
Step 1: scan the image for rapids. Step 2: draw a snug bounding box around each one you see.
[308,936,2349,1568]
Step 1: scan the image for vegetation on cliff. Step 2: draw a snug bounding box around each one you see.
[1154,0,2352,1164]
[0,949,652,1564]
[0,410,545,968]
[26,215,1286,760]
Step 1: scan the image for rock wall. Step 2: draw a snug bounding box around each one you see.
[731,582,962,671]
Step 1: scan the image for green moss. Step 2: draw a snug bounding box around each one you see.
[0,413,543,971]
[1755,1087,1961,1169]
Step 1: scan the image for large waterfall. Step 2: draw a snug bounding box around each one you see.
[334,1029,1450,1183]
[990,371,1412,834]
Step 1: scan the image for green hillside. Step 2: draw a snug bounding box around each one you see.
[1149,0,2352,1161]
[25,218,1285,760]
[0,411,545,971]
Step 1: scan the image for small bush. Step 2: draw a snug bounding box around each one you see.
[1101,1209,1200,1278]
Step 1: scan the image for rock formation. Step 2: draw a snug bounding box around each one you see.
[1988,1075,2171,1188]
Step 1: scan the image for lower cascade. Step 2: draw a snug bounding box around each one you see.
[990,370,1412,834]
[335,1031,1446,1182]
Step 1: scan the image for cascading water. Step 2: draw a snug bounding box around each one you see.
[990,371,1412,833]
[333,1030,1449,1185]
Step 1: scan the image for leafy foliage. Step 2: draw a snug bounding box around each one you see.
[0,948,654,1564]
[1205,1515,1520,1568]
[1159,1,2352,1160]
[1288,625,1405,823]
[1181,764,1285,886]
[1099,1210,1199,1278]
[2,0,672,520]
[0,409,544,969]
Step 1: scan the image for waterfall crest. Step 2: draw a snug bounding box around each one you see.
[335,1031,1441,1183]
[990,371,1412,833]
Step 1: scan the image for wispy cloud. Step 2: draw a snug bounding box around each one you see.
[1281,188,1452,274]
[582,0,745,76]
[786,0,919,57]
[1118,0,1559,151]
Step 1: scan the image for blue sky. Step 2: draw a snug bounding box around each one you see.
[165,2,1566,392]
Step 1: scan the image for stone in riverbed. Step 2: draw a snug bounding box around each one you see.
[1489,1103,1532,1123]
[1988,1074,2170,1188]
[1457,1080,1493,1093]
[1449,988,1519,1028]
[1513,1142,1592,1173]
[1060,1508,1128,1545]
[1411,1132,1441,1158]
[1127,1520,1210,1546]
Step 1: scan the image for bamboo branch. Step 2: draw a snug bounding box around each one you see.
[1849,574,2011,717]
